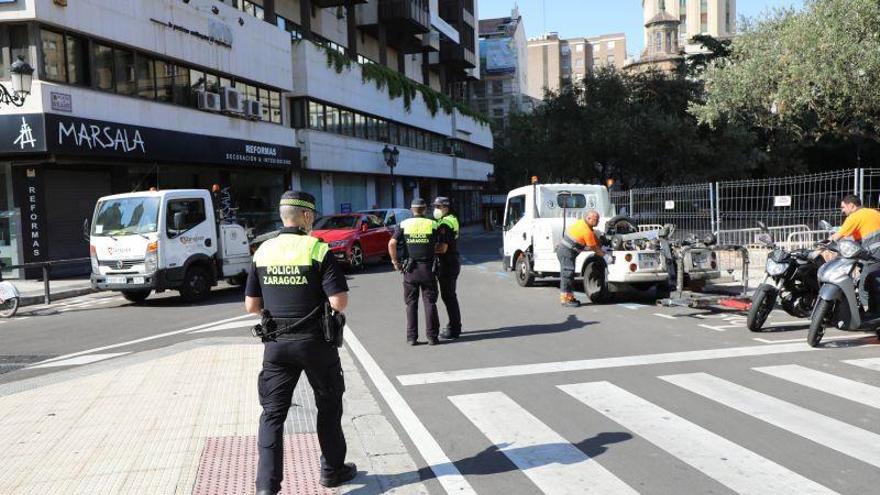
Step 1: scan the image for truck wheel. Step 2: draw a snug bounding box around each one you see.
[122,290,151,304]
[180,266,211,302]
[515,253,534,287]
[584,261,609,303]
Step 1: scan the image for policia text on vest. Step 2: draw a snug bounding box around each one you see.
[244,191,357,494]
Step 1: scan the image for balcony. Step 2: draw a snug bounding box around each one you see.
[379,0,430,36]
[438,41,476,69]
[314,0,368,7]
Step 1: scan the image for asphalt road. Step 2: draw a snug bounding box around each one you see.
[2,230,880,494]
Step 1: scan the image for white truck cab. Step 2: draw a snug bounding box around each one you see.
[501,183,670,301]
[89,189,251,303]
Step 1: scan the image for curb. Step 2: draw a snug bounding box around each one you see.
[19,287,96,307]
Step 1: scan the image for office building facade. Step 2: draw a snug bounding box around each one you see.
[526,32,627,99]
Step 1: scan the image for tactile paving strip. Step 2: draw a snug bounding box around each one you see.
[192,434,336,495]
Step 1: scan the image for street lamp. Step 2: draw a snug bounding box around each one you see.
[1,56,34,107]
[382,145,399,207]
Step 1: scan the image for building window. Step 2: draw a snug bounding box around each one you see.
[270,91,282,124]
[1,25,31,80]
[606,54,615,66]
[259,87,271,121]
[205,73,220,93]
[94,43,114,91]
[592,57,599,68]
[309,101,326,130]
[276,15,303,40]
[172,64,190,106]
[575,44,584,52]
[114,49,136,96]
[491,80,503,95]
[326,105,340,133]
[40,29,66,82]
[607,40,615,49]
[654,32,662,52]
[136,56,155,99]
[701,0,708,33]
[575,59,584,68]
[66,34,88,85]
[725,0,731,33]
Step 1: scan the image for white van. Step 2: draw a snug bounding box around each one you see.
[501,183,670,302]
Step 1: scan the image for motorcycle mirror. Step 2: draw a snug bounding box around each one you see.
[757,220,769,233]
[819,220,832,231]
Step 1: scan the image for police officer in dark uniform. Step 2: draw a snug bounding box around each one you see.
[245,191,357,495]
[388,198,444,345]
[433,197,462,339]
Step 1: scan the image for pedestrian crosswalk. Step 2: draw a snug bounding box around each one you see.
[447,359,880,494]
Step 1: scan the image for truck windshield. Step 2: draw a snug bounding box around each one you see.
[92,197,160,237]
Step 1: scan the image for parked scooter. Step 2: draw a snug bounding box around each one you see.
[747,221,824,331]
[808,221,880,346]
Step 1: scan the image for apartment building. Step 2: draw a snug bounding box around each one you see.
[471,6,532,128]
[642,0,736,54]
[0,0,492,275]
[526,32,627,99]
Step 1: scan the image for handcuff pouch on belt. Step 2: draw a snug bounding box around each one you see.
[253,303,345,347]
[400,257,415,274]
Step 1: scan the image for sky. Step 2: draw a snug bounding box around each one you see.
[477,0,806,56]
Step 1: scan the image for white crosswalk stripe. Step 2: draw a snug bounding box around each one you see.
[661,372,880,468]
[755,364,880,409]
[559,381,838,495]
[844,357,880,372]
[449,391,637,495]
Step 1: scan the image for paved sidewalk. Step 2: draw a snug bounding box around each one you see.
[12,276,95,307]
[0,337,428,495]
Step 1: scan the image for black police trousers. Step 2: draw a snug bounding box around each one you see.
[404,262,439,341]
[438,257,462,335]
[257,336,346,493]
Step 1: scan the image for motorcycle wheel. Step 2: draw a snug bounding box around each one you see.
[808,299,832,348]
[747,285,777,332]
[0,297,19,318]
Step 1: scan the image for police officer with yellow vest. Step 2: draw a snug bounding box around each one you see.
[388,198,445,345]
[245,191,356,495]
[433,197,462,339]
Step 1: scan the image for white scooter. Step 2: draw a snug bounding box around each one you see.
[0,263,20,318]
[808,234,880,347]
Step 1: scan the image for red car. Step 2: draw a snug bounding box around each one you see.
[311,214,391,270]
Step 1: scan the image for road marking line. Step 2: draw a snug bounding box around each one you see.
[560,381,837,495]
[30,313,253,366]
[661,372,880,468]
[653,313,677,320]
[697,324,728,332]
[396,343,818,386]
[30,352,129,369]
[617,303,646,310]
[755,364,880,409]
[844,358,880,372]
[753,335,871,344]
[190,319,260,334]
[344,326,475,494]
[450,391,636,495]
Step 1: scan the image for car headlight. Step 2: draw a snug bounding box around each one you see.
[144,241,159,273]
[838,239,861,258]
[328,240,348,249]
[765,258,788,276]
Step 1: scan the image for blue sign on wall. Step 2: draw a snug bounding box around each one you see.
[340,203,352,214]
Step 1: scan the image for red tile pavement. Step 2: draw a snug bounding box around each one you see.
[193,433,336,495]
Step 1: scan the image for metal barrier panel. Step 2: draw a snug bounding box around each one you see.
[716,169,857,232]
[860,168,880,207]
[628,183,713,240]
[610,190,631,217]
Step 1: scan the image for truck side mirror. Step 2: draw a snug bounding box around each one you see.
[82,218,91,242]
[173,212,186,232]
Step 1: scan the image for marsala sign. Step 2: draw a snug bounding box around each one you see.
[44,115,299,168]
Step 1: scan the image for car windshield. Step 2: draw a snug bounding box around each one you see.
[362,209,387,218]
[92,197,160,237]
[314,215,359,230]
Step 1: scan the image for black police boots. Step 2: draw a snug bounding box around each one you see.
[320,462,358,487]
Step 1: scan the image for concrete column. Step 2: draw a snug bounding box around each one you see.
[345,0,358,59]
[321,172,336,214]
[300,0,313,40]
[378,25,388,66]
[365,176,377,209]
[263,0,276,25]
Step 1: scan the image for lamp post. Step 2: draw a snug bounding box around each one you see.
[0,56,34,107]
[382,144,399,208]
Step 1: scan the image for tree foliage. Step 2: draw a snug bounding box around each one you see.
[492,67,756,190]
[691,0,880,143]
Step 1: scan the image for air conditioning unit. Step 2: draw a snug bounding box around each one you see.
[220,87,244,114]
[244,99,263,120]
[197,91,221,112]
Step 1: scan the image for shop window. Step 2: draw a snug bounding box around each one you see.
[65,34,88,86]
[270,91,282,124]
[136,56,155,99]
[259,87,270,121]
[114,49,136,95]
[309,101,326,130]
[166,199,206,237]
[40,29,66,82]
[94,43,114,91]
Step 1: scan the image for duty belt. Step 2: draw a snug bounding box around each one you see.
[272,305,323,336]
[560,234,586,251]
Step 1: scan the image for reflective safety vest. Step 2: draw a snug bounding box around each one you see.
[439,214,460,256]
[253,233,329,318]
[440,214,460,240]
[400,216,438,261]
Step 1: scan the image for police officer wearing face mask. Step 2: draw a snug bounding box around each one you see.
[432,197,462,339]
[388,198,445,345]
[245,191,357,495]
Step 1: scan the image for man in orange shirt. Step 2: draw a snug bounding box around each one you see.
[829,194,880,313]
[557,210,606,307]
